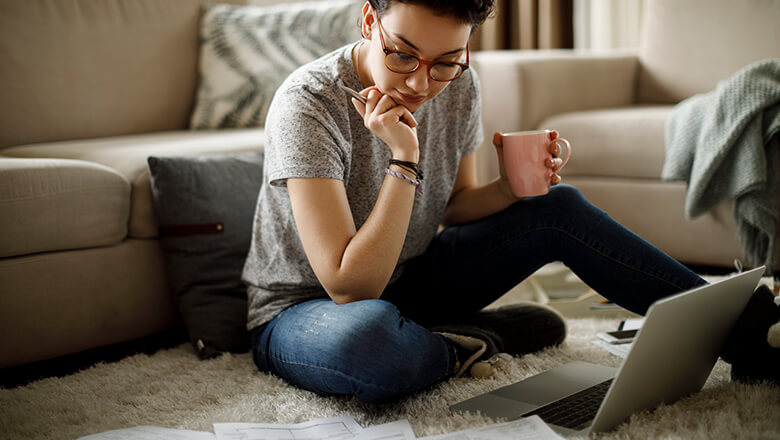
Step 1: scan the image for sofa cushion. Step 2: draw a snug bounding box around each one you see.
[1,129,265,239]
[148,152,263,359]
[0,0,232,149]
[540,105,673,180]
[638,0,780,104]
[0,158,130,258]
[189,0,361,129]
[0,239,178,368]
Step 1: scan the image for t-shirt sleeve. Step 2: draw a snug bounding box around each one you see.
[263,82,350,187]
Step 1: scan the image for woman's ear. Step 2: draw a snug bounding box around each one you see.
[361,1,375,40]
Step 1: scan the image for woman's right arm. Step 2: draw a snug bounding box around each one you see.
[287,88,420,304]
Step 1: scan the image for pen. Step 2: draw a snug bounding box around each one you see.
[339,84,366,104]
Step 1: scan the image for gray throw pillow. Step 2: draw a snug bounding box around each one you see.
[147,151,263,359]
[189,0,361,129]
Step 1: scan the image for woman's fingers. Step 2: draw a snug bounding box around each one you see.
[351,98,366,118]
[363,89,417,128]
[399,107,418,128]
[493,132,503,148]
[546,157,564,169]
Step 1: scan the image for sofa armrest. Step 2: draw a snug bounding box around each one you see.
[0,158,130,257]
[471,50,640,184]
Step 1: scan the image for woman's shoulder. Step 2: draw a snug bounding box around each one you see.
[265,43,356,130]
[265,44,358,142]
[278,45,354,102]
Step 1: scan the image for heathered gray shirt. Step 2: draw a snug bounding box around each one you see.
[243,43,483,330]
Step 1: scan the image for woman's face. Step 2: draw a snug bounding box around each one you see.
[360,2,472,113]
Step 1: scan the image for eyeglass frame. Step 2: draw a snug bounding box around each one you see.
[374,13,470,82]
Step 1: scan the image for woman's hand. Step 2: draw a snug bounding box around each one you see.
[352,87,419,162]
[492,131,564,199]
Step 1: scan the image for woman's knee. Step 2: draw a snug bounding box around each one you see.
[291,300,452,402]
[332,300,447,367]
[546,184,585,205]
[501,184,592,224]
[505,184,583,210]
[535,184,600,220]
[334,299,405,338]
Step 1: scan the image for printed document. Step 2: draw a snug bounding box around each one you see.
[77,426,215,440]
[420,416,564,440]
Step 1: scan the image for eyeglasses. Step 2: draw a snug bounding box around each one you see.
[375,14,469,82]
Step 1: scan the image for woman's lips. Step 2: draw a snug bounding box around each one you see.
[398,92,426,104]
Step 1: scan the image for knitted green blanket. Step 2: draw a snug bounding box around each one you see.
[663,59,780,273]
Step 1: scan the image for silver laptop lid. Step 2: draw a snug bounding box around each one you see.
[590,266,764,432]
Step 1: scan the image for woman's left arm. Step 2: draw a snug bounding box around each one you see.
[442,132,564,226]
[440,152,516,226]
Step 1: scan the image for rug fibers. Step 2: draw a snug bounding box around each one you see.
[2,318,779,440]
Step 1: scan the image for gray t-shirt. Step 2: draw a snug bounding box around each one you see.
[243,43,483,330]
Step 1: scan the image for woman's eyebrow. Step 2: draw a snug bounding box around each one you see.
[395,34,465,58]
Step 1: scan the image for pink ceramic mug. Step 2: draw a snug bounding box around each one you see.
[502,130,572,198]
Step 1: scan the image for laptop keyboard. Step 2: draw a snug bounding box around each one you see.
[524,378,614,429]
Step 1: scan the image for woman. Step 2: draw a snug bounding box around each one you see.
[242,0,774,403]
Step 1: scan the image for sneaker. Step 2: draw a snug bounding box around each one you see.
[431,324,509,377]
[431,303,567,377]
[467,303,567,355]
[720,285,780,385]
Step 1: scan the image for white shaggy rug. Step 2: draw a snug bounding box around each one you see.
[2,318,779,440]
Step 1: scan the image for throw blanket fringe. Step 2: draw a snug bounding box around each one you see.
[662,59,780,273]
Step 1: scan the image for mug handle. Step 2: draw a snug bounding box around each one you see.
[552,138,572,168]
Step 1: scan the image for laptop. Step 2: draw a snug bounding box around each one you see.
[451,266,765,436]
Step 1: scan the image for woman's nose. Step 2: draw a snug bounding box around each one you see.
[405,66,429,92]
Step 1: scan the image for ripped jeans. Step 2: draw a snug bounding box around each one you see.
[251,185,706,402]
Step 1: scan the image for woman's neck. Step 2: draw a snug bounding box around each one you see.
[353,40,370,88]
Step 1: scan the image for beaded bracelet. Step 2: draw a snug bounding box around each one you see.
[385,168,423,195]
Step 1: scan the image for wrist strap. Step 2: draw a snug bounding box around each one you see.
[388,159,423,181]
[385,168,423,195]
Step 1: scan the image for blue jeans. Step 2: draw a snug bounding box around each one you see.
[251,185,706,402]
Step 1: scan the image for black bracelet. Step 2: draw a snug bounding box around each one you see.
[388,159,423,181]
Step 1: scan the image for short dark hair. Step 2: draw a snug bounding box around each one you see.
[367,0,495,29]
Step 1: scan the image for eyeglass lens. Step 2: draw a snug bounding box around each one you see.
[375,13,467,82]
[385,53,464,81]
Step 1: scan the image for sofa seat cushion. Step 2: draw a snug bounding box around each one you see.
[540,105,673,180]
[0,158,130,257]
[0,238,177,367]
[1,129,265,239]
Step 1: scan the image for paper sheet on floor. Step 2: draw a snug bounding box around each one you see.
[77,426,215,439]
[214,417,415,440]
[593,317,644,358]
[78,414,557,440]
[214,417,362,440]
[592,339,633,358]
[419,416,564,440]
[357,419,417,440]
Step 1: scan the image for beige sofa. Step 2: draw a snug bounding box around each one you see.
[472,0,780,272]
[1,0,778,370]
[0,0,277,368]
